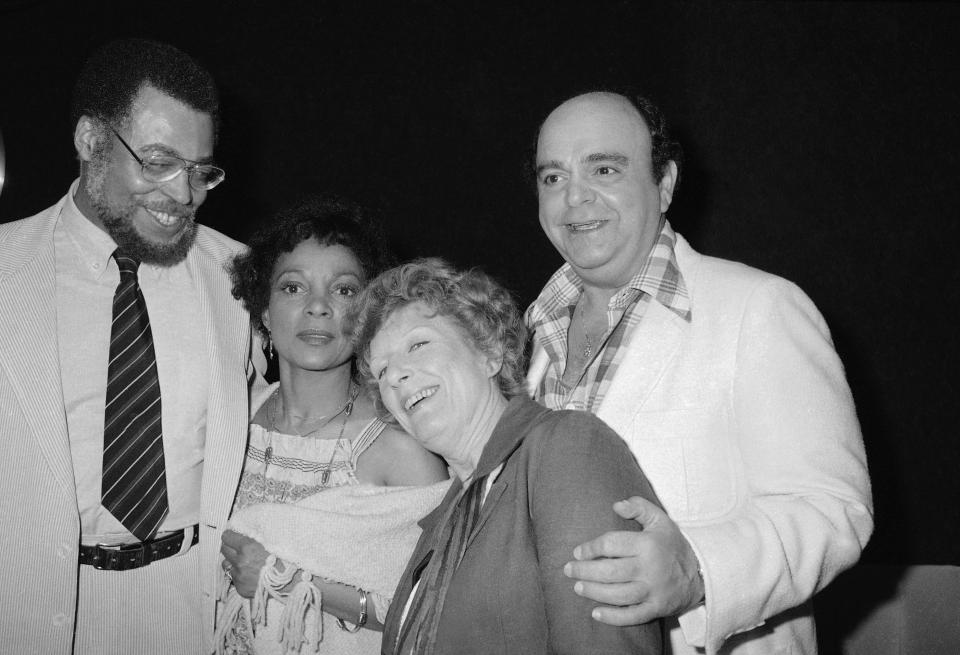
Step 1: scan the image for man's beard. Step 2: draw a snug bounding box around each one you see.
[85,153,199,266]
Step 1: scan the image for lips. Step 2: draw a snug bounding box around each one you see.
[297,329,336,344]
[565,219,608,232]
[404,385,438,412]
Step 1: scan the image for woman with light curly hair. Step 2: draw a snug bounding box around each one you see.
[352,258,663,654]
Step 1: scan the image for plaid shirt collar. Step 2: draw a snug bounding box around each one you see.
[526,220,692,332]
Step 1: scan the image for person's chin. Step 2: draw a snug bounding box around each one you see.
[122,222,197,266]
[97,201,197,266]
[563,244,616,272]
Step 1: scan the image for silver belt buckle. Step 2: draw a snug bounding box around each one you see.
[92,540,148,570]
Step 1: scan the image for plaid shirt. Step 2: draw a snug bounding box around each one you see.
[525,221,692,413]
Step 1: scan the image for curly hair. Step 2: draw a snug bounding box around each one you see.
[230,194,395,340]
[71,38,220,139]
[528,89,683,192]
[351,258,528,399]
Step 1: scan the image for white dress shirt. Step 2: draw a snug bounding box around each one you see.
[54,188,208,545]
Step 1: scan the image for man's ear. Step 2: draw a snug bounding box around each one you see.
[74,116,104,162]
[658,160,678,213]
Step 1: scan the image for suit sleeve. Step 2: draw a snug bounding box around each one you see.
[678,277,873,653]
[527,413,662,655]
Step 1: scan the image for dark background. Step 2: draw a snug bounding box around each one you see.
[2,0,957,642]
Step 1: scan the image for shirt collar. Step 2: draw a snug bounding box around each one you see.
[473,396,552,478]
[526,219,692,328]
[59,179,117,281]
[58,179,188,284]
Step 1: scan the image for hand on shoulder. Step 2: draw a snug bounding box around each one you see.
[564,497,705,626]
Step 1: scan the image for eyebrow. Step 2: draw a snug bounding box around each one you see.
[272,268,363,281]
[535,159,565,176]
[584,152,630,166]
[535,152,630,175]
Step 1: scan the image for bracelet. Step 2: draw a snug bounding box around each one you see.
[336,589,367,632]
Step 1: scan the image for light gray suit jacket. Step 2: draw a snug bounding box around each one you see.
[0,190,260,654]
[527,234,873,655]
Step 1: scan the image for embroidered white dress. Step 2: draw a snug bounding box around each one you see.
[219,415,389,654]
[233,420,384,512]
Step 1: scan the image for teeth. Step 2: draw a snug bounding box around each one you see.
[404,386,438,411]
[567,220,604,232]
[146,208,179,227]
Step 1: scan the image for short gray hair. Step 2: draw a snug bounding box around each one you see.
[352,258,528,398]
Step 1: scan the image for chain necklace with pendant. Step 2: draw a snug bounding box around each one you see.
[578,299,605,362]
[262,382,359,497]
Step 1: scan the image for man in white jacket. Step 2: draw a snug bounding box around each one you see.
[525,90,873,654]
[0,38,260,654]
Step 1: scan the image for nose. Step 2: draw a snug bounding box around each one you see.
[565,175,595,206]
[160,169,197,206]
[305,291,332,317]
[382,358,411,388]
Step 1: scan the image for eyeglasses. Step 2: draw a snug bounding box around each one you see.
[110,128,226,191]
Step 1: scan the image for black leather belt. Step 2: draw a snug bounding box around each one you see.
[79,525,199,571]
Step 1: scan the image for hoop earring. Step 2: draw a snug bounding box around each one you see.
[266,331,274,360]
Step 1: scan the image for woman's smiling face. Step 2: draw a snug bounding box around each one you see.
[368,301,501,459]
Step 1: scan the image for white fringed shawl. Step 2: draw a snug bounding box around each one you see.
[215,480,450,654]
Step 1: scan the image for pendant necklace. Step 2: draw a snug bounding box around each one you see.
[263,382,359,490]
[578,300,603,362]
[320,397,354,486]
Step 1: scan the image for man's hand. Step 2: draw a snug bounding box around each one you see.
[220,530,269,599]
[564,497,705,626]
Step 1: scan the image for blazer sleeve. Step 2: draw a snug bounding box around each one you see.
[679,277,873,653]
[527,413,663,655]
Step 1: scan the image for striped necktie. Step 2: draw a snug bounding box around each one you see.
[101,251,169,541]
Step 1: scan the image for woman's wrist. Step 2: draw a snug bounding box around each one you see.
[336,588,368,632]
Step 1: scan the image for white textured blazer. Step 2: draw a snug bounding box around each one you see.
[0,191,260,654]
[527,234,873,655]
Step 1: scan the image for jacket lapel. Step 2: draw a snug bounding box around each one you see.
[382,479,462,650]
[464,398,549,550]
[464,474,507,551]
[0,203,76,503]
[525,301,686,434]
[525,301,687,421]
[187,243,248,525]
[596,236,700,432]
[595,300,685,433]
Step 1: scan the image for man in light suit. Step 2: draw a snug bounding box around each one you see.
[525,90,873,654]
[0,39,261,654]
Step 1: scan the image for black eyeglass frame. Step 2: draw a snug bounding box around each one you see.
[110,127,226,191]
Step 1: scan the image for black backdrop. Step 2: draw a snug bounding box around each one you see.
[2,1,958,571]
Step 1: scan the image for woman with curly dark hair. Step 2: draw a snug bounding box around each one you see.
[215,195,449,655]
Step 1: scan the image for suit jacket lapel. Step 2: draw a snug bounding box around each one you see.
[187,244,247,525]
[0,204,76,503]
[595,299,686,433]
[526,300,687,434]
[382,478,462,649]
[465,397,549,550]
[525,301,687,426]
[464,474,506,551]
